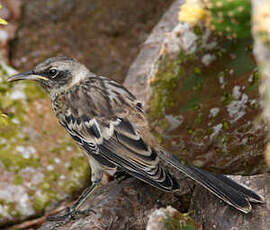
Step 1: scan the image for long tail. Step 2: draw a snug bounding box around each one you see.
[161,154,264,213]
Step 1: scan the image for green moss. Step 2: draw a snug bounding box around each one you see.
[147,26,261,173]
[33,172,64,212]
[187,128,193,134]
[163,212,197,230]
[0,150,40,171]
[223,121,229,130]
[13,175,23,185]
[152,132,163,144]
[248,70,260,88]
[39,181,51,190]
[0,62,92,217]
[0,64,8,76]
[222,92,233,105]
[0,200,21,218]
[33,188,58,212]
[149,57,183,119]
[61,155,90,193]
[24,82,46,100]
[183,73,203,92]
[195,112,203,124]
[178,95,201,113]
[0,113,9,125]
[49,146,64,156]
[7,204,21,218]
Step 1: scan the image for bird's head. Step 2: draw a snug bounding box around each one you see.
[7,56,90,94]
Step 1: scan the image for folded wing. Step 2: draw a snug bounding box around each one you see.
[61,110,179,191]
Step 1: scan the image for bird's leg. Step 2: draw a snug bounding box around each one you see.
[47,181,99,221]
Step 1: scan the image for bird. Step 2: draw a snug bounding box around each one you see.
[7,56,263,220]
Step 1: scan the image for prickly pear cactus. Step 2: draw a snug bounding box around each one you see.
[204,0,251,38]
[179,0,251,39]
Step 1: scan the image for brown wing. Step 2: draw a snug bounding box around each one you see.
[57,76,179,191]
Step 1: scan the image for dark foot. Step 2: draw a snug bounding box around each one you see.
[47,206,96,222]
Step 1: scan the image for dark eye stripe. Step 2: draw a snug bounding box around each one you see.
[42,70,70,80]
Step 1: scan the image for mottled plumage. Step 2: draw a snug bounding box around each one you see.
[52,73,178,192]
[7,56,263,220]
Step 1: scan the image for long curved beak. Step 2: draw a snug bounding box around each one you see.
[7,71,48,82]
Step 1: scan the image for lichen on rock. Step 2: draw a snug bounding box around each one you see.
[0,62,90,226]
[147,206,197,230]
[147,18,267,174]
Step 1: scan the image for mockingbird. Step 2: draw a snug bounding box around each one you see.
[7,56,263,221]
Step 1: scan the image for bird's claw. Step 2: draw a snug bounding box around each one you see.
[47,207,75,221]
[75,208,96,216]
[47,206,96,222]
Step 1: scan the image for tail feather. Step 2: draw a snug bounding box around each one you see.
[213,174,264,203]
[161,154,263,213]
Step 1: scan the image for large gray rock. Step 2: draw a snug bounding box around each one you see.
[0,0,174,227]
[39,0,269,228]
[0,62,90,227]
[11,0,173,83]
[4,0,269,229]
[125,0,268,175]
[190,175,269,230]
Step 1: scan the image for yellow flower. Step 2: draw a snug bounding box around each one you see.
[178,0,207,26]
[0,18,7,25]
[0,4,8,25]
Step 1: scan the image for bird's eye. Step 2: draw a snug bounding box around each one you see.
[49,69,58,77]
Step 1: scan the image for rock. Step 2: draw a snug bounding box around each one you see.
[36,0,269,229]
[251,0,270,168]
[0,0,21,62]
[38,177,191,230]
[37,172,267,230]
[190,174,270,230]
[2,0,269,228]
[0,0,175,226]
[1,0,175,227]
[10,0,173,83]
[125,0,268,174]
[37,173,268,230]
[146,206,197,230]
[0,62,90,227]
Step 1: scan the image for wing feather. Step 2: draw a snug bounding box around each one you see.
[60,108,178,191]
[54,79,179,191]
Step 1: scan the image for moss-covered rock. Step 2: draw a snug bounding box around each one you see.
[147,24,267,174]
[147,206,198,230]
[126,5,267,174]
[0,62,90,226]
